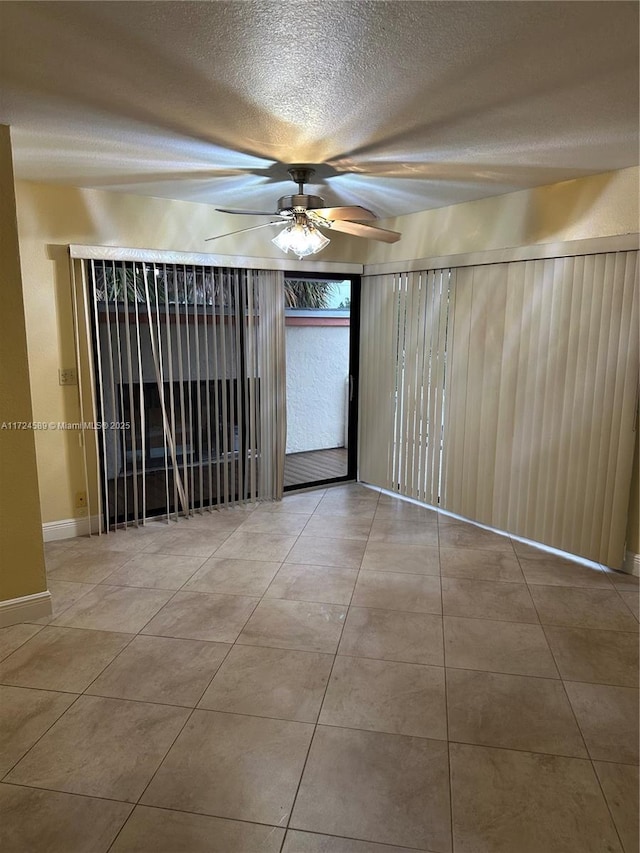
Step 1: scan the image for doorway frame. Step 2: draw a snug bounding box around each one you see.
[283,271,361,492]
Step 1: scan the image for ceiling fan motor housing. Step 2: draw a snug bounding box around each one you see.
[277,194,325,212]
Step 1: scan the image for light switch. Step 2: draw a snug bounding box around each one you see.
[59,368,77,386]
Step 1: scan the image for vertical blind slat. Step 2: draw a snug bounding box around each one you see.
[71,260,97,532]
[91,260,110,533]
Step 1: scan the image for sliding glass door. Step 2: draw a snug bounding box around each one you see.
[84,260,286,529]
[283,273,360,491]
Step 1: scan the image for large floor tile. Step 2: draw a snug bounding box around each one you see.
[8,485,632,853]
[142,710,313,824]
[446,668,587,757]
[564,681,639,764]
[352,571,441,614]
[323,483,380,499]
[87,635,230,706]
[285,536,366,569]
[214,531,297,562]
[236,511,309,536]
[319,655,446,739]
[141,528,230,557]
[374,506,439,528]
[44,538,75,555]
[440,547,524,583]
[182,556,281,596]
[265,562,358,605]
[6,695,189,801]
[441,577,538,623]
[593,761,639,853]
[511,539,562,561]
[103,552,205,589]
[47,548,132,583]
[301,513,374,541]
[601,570,640,592]
[449,742,622,853]
[518,556,611,588]
[291,725,451,851]
[313,501,378,520]
[361,542,440,575]
[110,806,285,852]
[282,832,428,853]
[199,644,333,722]
[529,585,639,632]
[42,547,100,572]
[368,519,439,547]
[544,625,639,687]
[438,523,514,553]
[444,616,559,677]
[0,784,132,853]
[325,484,378,498]
[0,685,76,775]
[33,579,96,624]
[238,598,347,653]
[51,585,173,633]
[375,497,439,524]
[258,491,325,514]
[180,511,249,535]
[339,607,444,666]
[68,528,162,553]
[0,624,42,661]
[0,626,131,692]
[618,590,639,620]
[315,491,379,518]
[141,591,258,643]
[432,511,463,525]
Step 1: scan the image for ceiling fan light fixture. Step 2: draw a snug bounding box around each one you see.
[207,164,400,249]
[271,216,330,259]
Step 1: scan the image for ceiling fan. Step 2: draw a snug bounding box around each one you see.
[205,166,401,259]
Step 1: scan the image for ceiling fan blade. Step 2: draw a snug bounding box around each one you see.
[312,205,376,221]
[205,221,282,242]
[215,207,279,216]
[321,219,401,243]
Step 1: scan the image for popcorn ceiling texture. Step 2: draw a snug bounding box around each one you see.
[1,1,637,218]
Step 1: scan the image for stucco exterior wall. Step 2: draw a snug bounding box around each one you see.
[286,325,349,454]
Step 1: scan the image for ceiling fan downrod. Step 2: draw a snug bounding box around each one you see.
[279,167,323,212]
[287,166,315,195]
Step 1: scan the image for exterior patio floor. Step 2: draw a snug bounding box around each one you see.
[284,447,348,488]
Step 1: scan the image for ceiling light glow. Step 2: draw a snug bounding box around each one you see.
[271,214,330,259]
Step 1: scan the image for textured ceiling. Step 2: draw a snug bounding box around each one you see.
[0,1,638,218]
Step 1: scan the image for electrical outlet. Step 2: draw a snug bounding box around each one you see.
[59,368,77,386]
[75,490,88,518]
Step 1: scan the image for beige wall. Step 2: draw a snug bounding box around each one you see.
[367,166,639,265]
[14,167,640,545]
[0,127,46,602]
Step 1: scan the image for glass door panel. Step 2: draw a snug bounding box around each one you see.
[284,275,359,490]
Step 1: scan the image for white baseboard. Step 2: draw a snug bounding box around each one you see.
[42,515,101,541]
[0,590,52,628]
[624,551,640,577]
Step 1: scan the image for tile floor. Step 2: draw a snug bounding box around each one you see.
[1,483,638,852]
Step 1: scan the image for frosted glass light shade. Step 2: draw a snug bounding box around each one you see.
[272,222,330,259]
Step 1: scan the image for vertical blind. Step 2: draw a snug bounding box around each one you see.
[359,269,450,505]
[73,260,286,531]
[360,251,638,567]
